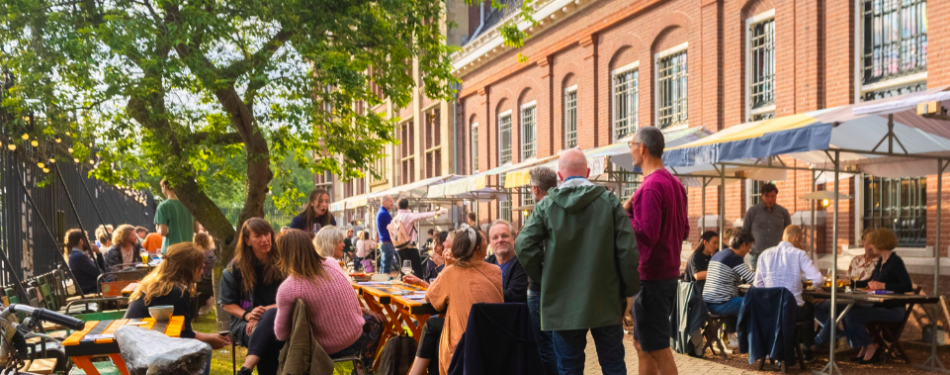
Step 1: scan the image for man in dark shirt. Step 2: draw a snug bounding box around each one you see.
[524,166,558,375]
[486,220,527,303]
[684,231,720,291]
[742,182,791,270]
[376,195,395,273]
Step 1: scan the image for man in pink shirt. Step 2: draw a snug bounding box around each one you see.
[391,198,446,276]
[625,126,690,375]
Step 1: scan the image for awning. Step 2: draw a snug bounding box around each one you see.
[330,194,371,212]
[664,86,950,178]
[502,155,560,188]
[367,175,462,201]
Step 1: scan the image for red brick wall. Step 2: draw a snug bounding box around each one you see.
[454,0,950,246]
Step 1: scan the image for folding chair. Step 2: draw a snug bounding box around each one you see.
[868,286,923,364]
[702,314,729,358]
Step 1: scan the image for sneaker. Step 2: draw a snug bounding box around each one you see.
[727,333,739,348]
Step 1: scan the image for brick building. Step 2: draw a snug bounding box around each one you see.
[450,0,950,279]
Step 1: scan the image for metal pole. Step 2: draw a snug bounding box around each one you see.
[54,164,90,245]
[74,165,111,226]
[701,177,706,234]
[812,170,817,264]
[815,151,842,375]
[719,166,725,251]
[917,158,949,373]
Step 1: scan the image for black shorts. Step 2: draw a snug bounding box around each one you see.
[633,277,678,352]
[415,317,444,359]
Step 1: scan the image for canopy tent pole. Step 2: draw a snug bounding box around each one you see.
[815,151,842,375]
[812,170,818,264]
[917,158,950,373]
[701,177,706,234]
[718,165,725,251]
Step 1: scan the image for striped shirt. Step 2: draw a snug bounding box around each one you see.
[703,249,755,304]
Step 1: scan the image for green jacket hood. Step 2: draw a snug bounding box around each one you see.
[547,184,608,213]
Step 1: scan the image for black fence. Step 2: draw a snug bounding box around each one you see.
[0,146,156,286]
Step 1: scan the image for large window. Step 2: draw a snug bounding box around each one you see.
[864,176,927,247]
[521,103,536,160]
[621,173,641,200]
[860,0,927,101]
[656,45,688,129]
[565,87,578,148]
[750,180,768,206]
[499,111,512,165]
[612,63,639,141]
[748,12,776,121]
[399,122,415,185]
[424,109,442,179]
[471,123,479,173]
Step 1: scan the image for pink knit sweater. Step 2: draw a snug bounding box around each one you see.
[274,259,364,354]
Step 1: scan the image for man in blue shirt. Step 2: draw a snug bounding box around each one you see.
[486,220,527,303]
[376,195,395,273]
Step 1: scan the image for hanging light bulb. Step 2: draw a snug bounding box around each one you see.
[89,159,95,165]
[54,138,61,143]
[42,168,49,173]
[30,140,38,147]
[523,209,529,217]
[7,144,16,151]
[37,162,45,168]
[67,147,73,153]
[65,131,70,136]
[48,158,55,164]
[21,133,29,140]
[73,158,79,163]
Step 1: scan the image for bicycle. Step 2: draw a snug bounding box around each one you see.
[0,304,85,374]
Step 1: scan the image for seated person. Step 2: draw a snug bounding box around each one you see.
[342,228,355,261]
[422,231,448,283]
[405,232,453,375]
[125,242,230,354]
[816,228,912,364]
[684,230,720,290]
[404,232,453,288]
[313,225,348,275]
[193,232,216,315]
[274,229,383,370]
[104,224,146,271]
[703,229,756,348]
[753,225,823,362]
[849,228,879,282]
[417,227,503,375]
[65,229,105,295]
[220,219,286,375]
[485,220,528,303]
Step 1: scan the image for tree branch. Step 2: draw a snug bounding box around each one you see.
[193,132,244,145]
[221,29,290,82]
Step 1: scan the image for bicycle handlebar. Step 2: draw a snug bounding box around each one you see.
[6,305,85,331]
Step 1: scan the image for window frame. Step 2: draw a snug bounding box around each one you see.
[521,101,537,161]
[471,122,479,173]
[611,61,640,142]
[564,85,578,148]
[853,0,928,103]
[862,176,927,247]
[654,42,689,131]
[745,10,776,122]
[498,110,513,166]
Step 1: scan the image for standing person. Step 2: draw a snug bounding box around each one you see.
[143,232,163,255]
[683,231,719,292]
[624,126,689,375]
[467,212,478,228]
[65,229,105,295]
[486,220,528,303]
[342,228,354,264]
[703,230,756,348]
[520,166,559,375]
[426,227,504,375]
[742,182,791,270]
[289,189,336,236]
[390,198,446,277]
[376,195,396,273]
[517,149,639,375]
[354,231,377,271]
[155,178,197,255]
[104,224,145,271]
[219,218,286,375]
[753,225,823,361]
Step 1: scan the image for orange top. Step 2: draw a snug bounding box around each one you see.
[143,233,163,253]
[425,261,503,375]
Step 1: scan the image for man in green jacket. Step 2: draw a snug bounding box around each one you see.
[516,149,639,375]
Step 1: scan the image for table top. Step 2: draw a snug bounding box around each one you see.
[121,283,139,296]
[64,316,185,357]
[738,284,940,304]
[352,281,439,315]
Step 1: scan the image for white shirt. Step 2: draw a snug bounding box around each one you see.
[392,209,439,245]
[753,241,823,306]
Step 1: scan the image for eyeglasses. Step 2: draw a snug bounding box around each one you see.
[627,140,641,148]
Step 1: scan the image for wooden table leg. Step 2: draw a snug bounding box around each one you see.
[109,353,130,375]
[70,356,100,375]
[361,295,396,371]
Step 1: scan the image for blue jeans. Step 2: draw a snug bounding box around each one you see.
[814,301,847,346]
[842,305,905,348]
[528,290,557,375]
[379,242,395,274]
[706,296,744,333]
[551,325,626,375]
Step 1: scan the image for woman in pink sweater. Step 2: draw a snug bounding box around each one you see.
[273,229,382,368]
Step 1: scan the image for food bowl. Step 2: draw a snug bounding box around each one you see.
[148,305,174,322]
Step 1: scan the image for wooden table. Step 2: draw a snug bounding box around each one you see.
[121,283,139,297]
[351,281,438,370]
[64,316,185,375]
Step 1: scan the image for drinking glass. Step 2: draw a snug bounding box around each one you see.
[217,320,230,354]
[401,260,414,276]
[140,249,149,265]
[850,269,860,292]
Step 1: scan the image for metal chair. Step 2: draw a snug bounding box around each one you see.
[702,314,729,358]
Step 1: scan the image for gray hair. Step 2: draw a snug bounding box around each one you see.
[635,126,665,159]
[529,167,558,192]
[313,225,345,258]
[490,219,516,237]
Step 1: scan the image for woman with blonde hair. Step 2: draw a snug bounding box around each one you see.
[125,242,230,352]
[313,225,345,261]
[274,229,383,370]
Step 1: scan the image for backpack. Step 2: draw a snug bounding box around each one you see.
[376,334,417,375]
[388,219,414,249]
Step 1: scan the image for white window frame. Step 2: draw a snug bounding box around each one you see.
[498,110,513,166]
[564,85,578,148]
[654,42,689,131]
[745,10,776,121]
[520,101,537,161]
[471,122,479,173]
[611,61,640,142]
[852,0,928,103]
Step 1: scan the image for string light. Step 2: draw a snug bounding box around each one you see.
[89,159,95,165]
[20,134,28,140]
[73,158,79,163]
[42,168,49,173]
[822,199,830,208]
[67,148,73,153]
[37,162,45,168]
[48,158,55,164]
[54,138,61,143]
[30,140,38,147]
[7,144,15,151]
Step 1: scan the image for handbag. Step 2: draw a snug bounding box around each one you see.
[361,259,375,273]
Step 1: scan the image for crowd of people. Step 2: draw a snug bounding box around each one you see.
[60,127,920,375]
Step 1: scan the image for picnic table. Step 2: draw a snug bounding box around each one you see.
[351,280,439,370]
[121,283,138,297]
[64,316,186,375]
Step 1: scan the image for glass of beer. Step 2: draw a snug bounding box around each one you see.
[140,249,149,265]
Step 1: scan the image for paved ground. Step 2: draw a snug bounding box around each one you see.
[581,336,758,374]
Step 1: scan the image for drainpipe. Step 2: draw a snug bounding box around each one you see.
[470,2,486,41]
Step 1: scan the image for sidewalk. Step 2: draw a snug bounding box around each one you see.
[582,336,758,374]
